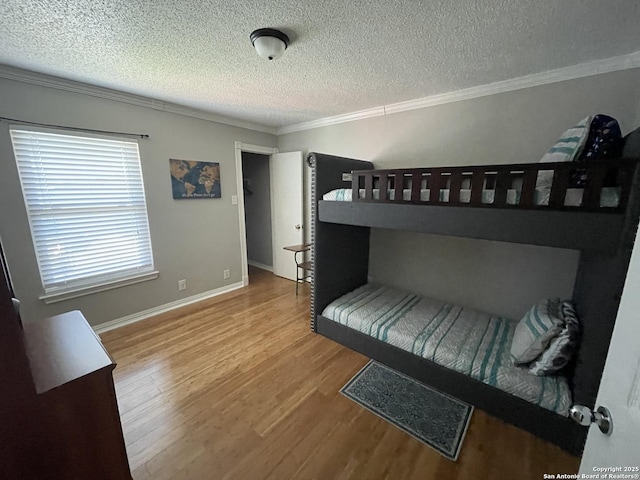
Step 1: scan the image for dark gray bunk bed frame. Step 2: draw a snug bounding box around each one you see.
[308,151,640,455]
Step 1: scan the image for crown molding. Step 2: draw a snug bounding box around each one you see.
[278,50,640,135]
[277,106,386,135]
[0,65,278,135]
[2,50,638,138]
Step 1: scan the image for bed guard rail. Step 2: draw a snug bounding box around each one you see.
[350,158,640,212]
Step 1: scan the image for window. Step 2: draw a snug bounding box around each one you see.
[10,128,156,302]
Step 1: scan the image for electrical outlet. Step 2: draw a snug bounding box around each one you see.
[223,269,230,280]
[231,195,238,205]
[178,279,187,291]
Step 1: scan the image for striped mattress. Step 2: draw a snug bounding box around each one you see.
[321,283,571,416]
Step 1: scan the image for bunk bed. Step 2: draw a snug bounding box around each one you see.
[308,150,640,455]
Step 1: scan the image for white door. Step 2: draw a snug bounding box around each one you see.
[270,151,304,281]
[579,231,640,472]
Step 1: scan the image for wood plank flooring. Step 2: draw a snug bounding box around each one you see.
[100,267,580,479]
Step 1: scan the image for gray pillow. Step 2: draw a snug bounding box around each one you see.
[537,116,591,189]
[510,299,564,365]
[529,301,580,376]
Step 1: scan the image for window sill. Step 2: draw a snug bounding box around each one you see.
[40,271,160,304]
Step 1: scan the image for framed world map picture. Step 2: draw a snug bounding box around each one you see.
[169,159,221,199]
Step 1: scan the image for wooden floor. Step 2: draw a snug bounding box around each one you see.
[100,267,580,479]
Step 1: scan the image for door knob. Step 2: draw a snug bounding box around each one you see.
[295,224,302,230]
[569,405,613,435]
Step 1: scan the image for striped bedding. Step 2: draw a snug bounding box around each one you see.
[322,187,620,207]
[321,283,572,416]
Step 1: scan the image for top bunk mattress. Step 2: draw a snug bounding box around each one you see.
[323,187,620,208]
[321,283,571,416]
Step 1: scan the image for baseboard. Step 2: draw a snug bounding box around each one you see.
[247,260,273,272]
[93,281,244,334]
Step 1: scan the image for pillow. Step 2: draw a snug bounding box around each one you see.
[510,299,564,365]
[576,114,622,161]
[537,116,592,189]
[570,114,623,188]
[529,301,581,376]
[622,126,640,158]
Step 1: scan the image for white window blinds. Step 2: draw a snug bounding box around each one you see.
[10,129,155,297]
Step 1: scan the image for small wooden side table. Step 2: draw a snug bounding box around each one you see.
[283,243,312,295]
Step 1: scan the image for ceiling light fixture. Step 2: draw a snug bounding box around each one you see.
[250,28,290,61]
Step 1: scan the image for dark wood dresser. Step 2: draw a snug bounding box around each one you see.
[22,310,132,480]
[0,266,132,480]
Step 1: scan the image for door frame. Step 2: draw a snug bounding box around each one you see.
[234,141,278,286]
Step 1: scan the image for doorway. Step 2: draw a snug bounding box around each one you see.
[234,142,278,286]
[242,152,273,274]
[234,142,304,287]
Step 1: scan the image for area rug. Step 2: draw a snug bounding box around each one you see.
[340,361,473,461]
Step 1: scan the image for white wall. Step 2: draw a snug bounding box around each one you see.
[281,68,640,166]
[2,68,637,326]
[280,68,640,319]
[0,78,276,327]
[369,230,580,319]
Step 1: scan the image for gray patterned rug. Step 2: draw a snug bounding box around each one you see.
[340,361,473,461]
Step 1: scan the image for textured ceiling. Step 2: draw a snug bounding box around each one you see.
[1,0,639,129]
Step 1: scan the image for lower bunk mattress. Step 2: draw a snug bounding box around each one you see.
[321,283,571,416]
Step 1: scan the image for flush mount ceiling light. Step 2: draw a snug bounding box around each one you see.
[250,28,290,61]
